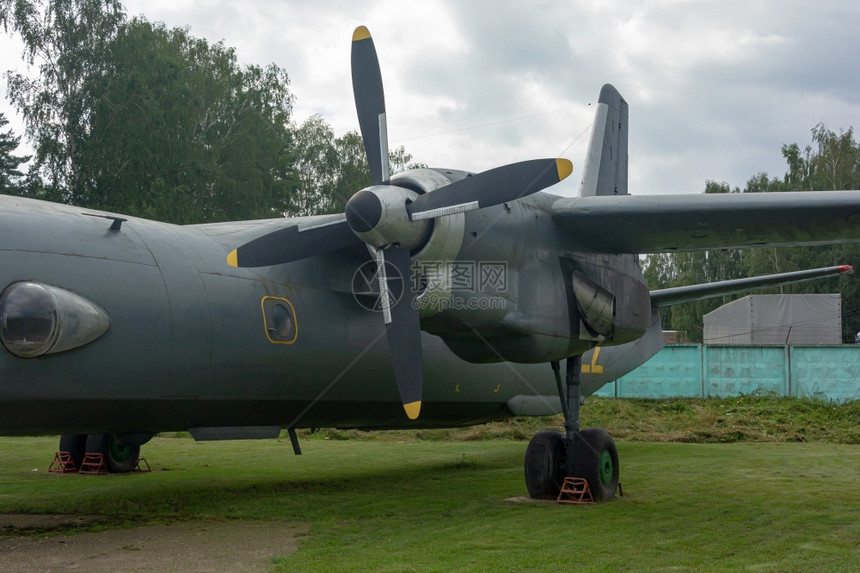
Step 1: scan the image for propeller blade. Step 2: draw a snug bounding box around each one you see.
[376,245,423,419]
[408,158,573,220]
[227,217,357,267]
[351,26,390,186]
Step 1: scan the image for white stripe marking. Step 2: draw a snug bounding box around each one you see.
[410,201,480,221]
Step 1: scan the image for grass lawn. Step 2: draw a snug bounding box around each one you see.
[1,431,857,571]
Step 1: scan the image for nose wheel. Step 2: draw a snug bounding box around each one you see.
[523,355,620,501]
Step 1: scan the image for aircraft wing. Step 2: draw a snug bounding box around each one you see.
[650,265,852,308]
[552,190,860,253]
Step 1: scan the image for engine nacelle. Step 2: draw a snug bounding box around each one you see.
[389,168,468,318]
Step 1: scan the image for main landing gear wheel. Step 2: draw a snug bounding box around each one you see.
[85,433,140,473]
[59,434,88,468]
[524,429,566,499]
[524,357,620,501]
[569,427,619,502]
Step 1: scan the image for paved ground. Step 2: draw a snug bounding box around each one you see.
[0,516,307,572]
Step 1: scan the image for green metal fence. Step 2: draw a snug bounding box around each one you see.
[595,345,860,402]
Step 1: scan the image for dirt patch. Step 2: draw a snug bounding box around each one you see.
[502,496,558,505]
[0,514,106,531]
[0,519,308,572]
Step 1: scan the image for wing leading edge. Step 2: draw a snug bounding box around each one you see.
[552,191,860,254]
[650,265,853,308]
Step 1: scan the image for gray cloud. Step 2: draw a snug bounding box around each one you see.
[1,0,857,198]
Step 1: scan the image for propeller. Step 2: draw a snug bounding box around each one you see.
[351,25,390,186]
[226,215,356,267]
[227,25,573,419]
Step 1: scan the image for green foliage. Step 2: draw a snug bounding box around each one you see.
[295,396,858,445]
[584,395,859,444]
[291,116,369,215]
[2,1,300,223]
[290,115,425,216]
[0,112,29,193]
[77,18,297,222]
[645,125,860,341]
[1,0,126,196]
[1,1,426,222]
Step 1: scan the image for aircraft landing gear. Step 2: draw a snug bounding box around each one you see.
[569,427,619,501]
[58,434,88,469]
[58,433,142,473]
[524,428,566,498]
[524,355,619,501]
[85,433,141,473]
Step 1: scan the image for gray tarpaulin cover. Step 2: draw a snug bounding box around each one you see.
[703,294,841,345]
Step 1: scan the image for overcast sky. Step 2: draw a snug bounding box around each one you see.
[1,0,858,198]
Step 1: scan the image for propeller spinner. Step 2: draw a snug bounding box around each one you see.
[227,26,572,419]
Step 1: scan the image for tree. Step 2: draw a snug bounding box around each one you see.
[2,1,426,223]
[77,18,297,222]
[291,115,341,216]
[290,116,425,216]
[0,112,30,194]
[780,124,860,192]
[745,125,860,340]
[389,144,425,174]
[808,124,859,191]
[2,1,297,223]
[330,130,372,211]
[1,0,126,200]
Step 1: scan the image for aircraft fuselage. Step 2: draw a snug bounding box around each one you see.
[0,192,658,436]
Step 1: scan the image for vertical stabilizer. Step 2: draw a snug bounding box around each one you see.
[578,84,628,196]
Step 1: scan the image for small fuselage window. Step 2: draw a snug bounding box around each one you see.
[261,297,297,344]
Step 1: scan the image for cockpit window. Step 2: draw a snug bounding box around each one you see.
[0,282,58,357]
[0,282,111,358]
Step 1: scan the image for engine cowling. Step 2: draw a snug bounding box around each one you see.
[387,168,468,318]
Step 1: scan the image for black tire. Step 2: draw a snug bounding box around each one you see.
[524,429,566,499]
[59,434,88,469]
[569,427,619,502]
[85,433,140,473]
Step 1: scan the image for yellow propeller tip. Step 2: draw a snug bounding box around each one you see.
[353,26,371,41]
[556,158,573,181]
[403,401,421,420]
[226,249,238,267]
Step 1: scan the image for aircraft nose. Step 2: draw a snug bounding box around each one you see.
[0,281,111,358]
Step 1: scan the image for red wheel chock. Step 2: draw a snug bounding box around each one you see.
[48,451,78,473]
[134,458,151,472]
[52,453,151,475]
[79,453,109,475]
[557,477,594,504]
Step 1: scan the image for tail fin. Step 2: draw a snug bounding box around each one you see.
[579,84,628,197]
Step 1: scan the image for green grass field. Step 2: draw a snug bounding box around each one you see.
[1,397,858,572]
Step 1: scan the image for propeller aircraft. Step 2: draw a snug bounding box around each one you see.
[1,26,858,500]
